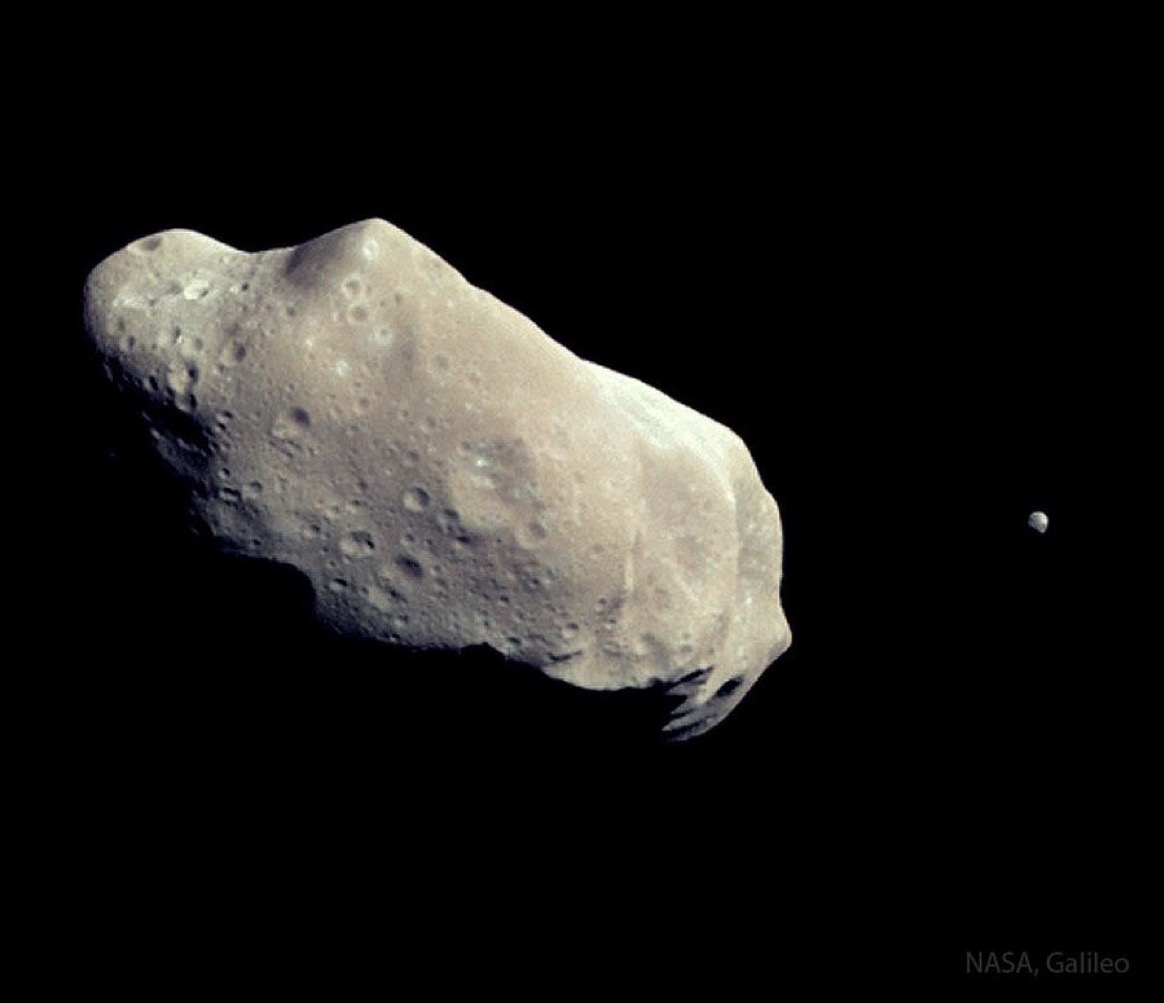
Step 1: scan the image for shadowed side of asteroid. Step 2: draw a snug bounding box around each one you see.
[77,513,681,755]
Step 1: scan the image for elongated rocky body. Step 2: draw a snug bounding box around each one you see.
[83,219,791,739]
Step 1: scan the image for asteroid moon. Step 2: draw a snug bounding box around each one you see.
[83,219,791,739]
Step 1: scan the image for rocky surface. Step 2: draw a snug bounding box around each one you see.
[83,218,791,739]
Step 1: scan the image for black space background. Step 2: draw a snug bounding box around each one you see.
[25,16,1153,993]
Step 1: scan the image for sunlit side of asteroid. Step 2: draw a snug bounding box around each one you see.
[82,219,792,740]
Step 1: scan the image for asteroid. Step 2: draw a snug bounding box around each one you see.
[1028,511,1049,534]
[83,219,791,739]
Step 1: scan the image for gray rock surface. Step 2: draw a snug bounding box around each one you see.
[83,219,791,739]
